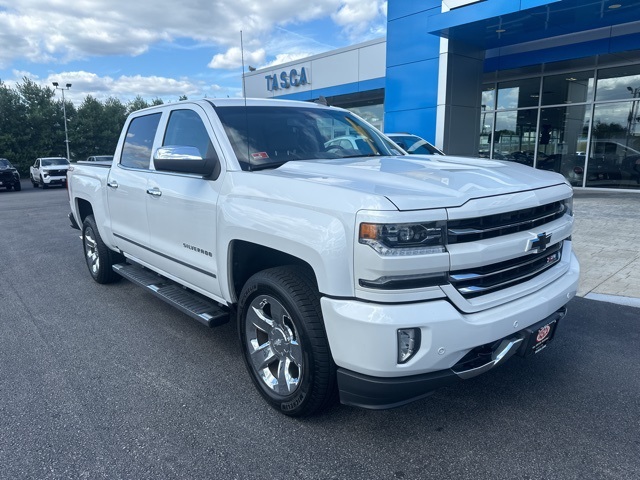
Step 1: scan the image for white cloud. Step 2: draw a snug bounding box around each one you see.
[332,0,387,39]
[9,70,232,104]
[208,47,266,70]
[0,1,386,68]
[0,1,386,101]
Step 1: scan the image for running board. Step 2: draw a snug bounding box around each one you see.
[113,263,230,327]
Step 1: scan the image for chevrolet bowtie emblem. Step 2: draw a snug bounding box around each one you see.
[529,232,552,253]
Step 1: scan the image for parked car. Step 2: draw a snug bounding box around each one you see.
[86,155,114,163]
[386,133,445,155]
[324,135,376,155]
[544,141,640,187]
[30,157,70,188]
[0,158,21,191]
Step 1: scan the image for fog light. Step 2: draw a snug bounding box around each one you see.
[397,328,421,364]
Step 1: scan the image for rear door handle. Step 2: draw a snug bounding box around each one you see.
[107,180,118,189]
[146,187,162,197]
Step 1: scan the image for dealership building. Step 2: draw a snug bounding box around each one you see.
[244,0,640,190]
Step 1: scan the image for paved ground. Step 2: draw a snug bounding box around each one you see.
[572,189,640,305]
[0,182,639,479]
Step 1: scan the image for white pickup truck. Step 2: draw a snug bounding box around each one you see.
[30,156,70,188]
[67,98,580,416]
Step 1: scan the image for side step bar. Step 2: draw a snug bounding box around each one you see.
[113,263,230,327]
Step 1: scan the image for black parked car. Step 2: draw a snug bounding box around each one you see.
[0,158,21,191]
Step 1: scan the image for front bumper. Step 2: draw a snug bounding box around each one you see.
[42,175,67,185]
[337,307,566,409]
[321,251,579,408]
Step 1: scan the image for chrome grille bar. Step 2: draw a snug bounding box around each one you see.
[449,242,563,298]
[448,201,566,244]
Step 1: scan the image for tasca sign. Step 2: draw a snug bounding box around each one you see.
[265,67,309,91]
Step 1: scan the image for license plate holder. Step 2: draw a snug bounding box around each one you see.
[519,315,561,357]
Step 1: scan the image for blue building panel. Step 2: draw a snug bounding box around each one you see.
[385,58,440,112]
[426,0,529,31]
[384,107,438,144]
[485,32,640,72]
[387,0,441,21]
[387,8,441,67]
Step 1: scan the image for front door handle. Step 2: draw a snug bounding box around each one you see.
[146,187,162,197]
[107,180,118,189]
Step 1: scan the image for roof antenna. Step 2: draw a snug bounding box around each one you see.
[240,30,252,170]
[315,95,329,106]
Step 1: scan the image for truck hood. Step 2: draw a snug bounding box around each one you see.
[268,155,568,210]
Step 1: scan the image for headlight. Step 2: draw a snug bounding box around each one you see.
[563,196,574,217]
[359,221,446,256]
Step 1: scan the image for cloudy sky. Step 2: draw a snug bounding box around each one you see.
[0,0,387,105]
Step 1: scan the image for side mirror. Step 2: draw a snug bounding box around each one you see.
[153,146,220,178]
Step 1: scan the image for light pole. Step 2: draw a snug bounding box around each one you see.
[52,82,72,160]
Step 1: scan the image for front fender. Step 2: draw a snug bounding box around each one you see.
[217,196,354,300]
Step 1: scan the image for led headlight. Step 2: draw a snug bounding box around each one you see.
[359,221,446,256]
[563,196,574,217]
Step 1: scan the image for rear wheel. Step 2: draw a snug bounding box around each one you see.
[238,266,337,417]
[82,215,123,284]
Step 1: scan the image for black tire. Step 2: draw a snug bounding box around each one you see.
[82,215,124,284]
[13,181,21,192]
[238,266,337,417]
[31,175,38,187]
[40,176,48,189]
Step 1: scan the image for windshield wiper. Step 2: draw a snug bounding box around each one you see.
[340,153,380,159]
[249,161,290,171]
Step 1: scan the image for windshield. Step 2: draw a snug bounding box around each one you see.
[0,159,11,168]
[41,158,69,166]
[214,105,402,170]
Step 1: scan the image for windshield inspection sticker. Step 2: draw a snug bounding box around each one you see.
[251,152,269,159]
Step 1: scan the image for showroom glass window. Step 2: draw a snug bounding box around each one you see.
[586,65,640,188]
[481,55,640,190]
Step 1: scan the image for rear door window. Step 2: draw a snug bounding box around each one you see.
[121,113,161,169]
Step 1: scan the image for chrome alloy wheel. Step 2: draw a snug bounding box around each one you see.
[245,294,303,396]
[84,227,100,276]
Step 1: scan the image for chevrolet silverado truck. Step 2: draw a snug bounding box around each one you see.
[30,157,70,188]
[67,99,580,416]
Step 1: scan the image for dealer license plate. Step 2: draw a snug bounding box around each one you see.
[520,317,559,356]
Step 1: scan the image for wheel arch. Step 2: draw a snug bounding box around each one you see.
[228,240,317,304]
[76,198,94,224]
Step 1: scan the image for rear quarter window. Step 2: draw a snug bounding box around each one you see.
[121,113,161,169]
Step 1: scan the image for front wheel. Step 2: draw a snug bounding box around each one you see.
[13,181,21,192]
[82,215,123,284]
[238,266,337,417]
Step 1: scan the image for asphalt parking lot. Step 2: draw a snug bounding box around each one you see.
[1,182,639,480]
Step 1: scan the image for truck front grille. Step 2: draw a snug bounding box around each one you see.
[449,241,563,298]
[47,169,67,176]
[447,201,566,244]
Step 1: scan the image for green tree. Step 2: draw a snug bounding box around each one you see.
[71,95,104,160]
[0,80,29,175]
[127,96,150,115]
